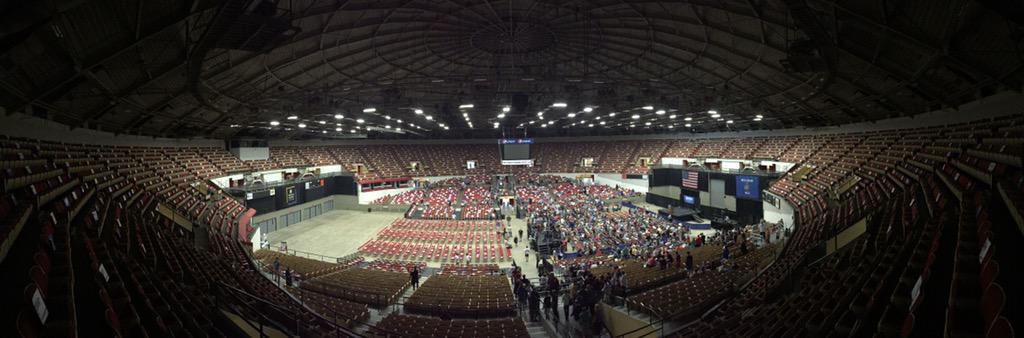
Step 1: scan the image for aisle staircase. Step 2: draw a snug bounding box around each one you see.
[356,275,428,334]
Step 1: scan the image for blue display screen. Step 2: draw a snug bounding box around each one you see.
[683,195,696,204]
[735,176,760,200]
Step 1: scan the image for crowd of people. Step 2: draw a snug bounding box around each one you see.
[509,264,609,332]
[517,178,687,259]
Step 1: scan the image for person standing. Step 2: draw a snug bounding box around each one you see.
[273,257,281,282]
[284,267,293,287]
[410,266,420,290]
[528,287,541,321]
[562,289,572,321]
[685,251,694,272]
[524,247,530,262]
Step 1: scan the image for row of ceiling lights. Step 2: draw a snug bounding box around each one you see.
[261,102,765,134]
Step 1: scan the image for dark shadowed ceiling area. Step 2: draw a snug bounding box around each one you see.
[1,0,1022,139]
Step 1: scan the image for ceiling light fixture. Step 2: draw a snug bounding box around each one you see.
[685,123,692,127]
[334,114,344,119]
[708,110,717,115]
[568,113,576,118]
[552,102,567,108]
[642,106,654,110]
[269,121,280,126]
[583,107,593,113]
[287,115,298,120]
[684,117,692,121]
[631,114,640,119]
[498,113,506,119]
[459,104,474,109]
[502,106,511,112]
[297,123,307,128]
[655,110,666,115]
[356,119,365,123]
[415,109,424,114]
[363,108,376,113]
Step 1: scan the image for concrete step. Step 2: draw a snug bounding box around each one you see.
[525,319,553,338]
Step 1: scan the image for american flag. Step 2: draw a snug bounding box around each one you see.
[682,171,699,189]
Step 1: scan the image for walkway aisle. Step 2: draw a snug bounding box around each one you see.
[505,216,540,280]
[355,275,428,335]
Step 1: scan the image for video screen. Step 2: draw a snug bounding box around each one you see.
[735,175,760,200]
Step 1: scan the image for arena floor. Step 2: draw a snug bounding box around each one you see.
[263,209,400,258]
[263,209,544,279]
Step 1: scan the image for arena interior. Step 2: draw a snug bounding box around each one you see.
[1,0,1023,337]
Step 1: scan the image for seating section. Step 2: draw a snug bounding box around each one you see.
[627,243,778,318]
[440,264,500,276]
[2,113,1023,337]
[369,314,528,338]
[405,274,516,317]
[254,249,346,280]
[359,219,510,263]
[301,268,409,307]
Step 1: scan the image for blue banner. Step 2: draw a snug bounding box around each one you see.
[735,175,760,200]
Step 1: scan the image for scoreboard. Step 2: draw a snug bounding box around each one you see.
[500,139,532,165]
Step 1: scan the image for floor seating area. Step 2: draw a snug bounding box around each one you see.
[359,219,509,263]
[404,274,516,318]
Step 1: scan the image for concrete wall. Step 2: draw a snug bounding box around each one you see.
[762,191,795,229]
[595,173,648,193]
[599,304,652,338]
[357,186,414,204]
[826,217,868,255]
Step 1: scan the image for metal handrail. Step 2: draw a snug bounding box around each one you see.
[217,280,368,338]
[260,244,350,263]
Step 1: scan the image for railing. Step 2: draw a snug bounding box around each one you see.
[215,281,364,338]
[261,244,348,263]
[223,171,350,193]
